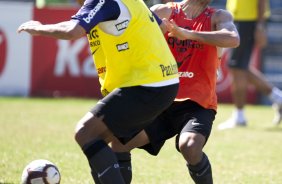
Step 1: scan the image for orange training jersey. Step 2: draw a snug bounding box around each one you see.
[166,4,219,110]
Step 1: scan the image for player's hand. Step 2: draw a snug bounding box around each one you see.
[76,0,85,6]
[162,18,189,40]
[255,24,268,49]
[17,21,42,35]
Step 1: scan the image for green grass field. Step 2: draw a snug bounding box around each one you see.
[1,97,282,184]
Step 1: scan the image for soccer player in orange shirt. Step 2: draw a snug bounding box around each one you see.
[109,0,240,183]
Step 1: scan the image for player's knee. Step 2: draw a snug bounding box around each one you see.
[74,127,102,148]
[179,139,198,157]
[74,112,97,147]
[74,127,85,147]
[74,122,86,146]
[178,133,204,160]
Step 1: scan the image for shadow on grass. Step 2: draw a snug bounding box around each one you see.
[264,126,282,132]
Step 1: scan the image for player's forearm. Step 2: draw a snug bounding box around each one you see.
[258,0,267,23]
[32,22,80,40]
[187,29,240,48]
[18,21,84,40]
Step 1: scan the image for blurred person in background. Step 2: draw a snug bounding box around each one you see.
[218,0,282,130]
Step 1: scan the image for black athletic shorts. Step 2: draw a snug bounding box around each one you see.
[228,21,256,70]
[90,83,179,144]
[140,100,216,155]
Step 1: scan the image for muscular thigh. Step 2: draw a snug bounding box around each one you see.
[141,100,215,155]
[178,101,215,139]
[172,100,215,151]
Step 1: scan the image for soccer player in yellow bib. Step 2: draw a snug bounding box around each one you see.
[17,0,179,183]
[218,0,282,130]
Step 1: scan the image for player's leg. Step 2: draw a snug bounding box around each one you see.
[75,84,178,184]
[228,21,255,125]
[247,65,282,125]
[83,120,150,184]
[110,105,177,183]
[110,131,150,184]
[218,21,254,129]
[176,100,215,184]
[75,114,125,184]
[89,151,132,184]
[229,68,248,114]
[247,66,272,95]
[179,132,212,184]
[109,110,174,183]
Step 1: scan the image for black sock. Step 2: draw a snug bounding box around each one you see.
[90,152,132,184]
[115,152,132,184]
[91,170,102,184]
[187,153,213,184]
[83,139,125,184]
[84,141,101,184]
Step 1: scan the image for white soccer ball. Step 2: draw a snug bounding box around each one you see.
[21,159,61,184]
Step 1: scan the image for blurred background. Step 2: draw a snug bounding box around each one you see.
[0,0,282,106]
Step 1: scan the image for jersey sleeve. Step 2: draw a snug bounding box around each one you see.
[71,0,121,33]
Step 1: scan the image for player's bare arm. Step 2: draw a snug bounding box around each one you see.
[164,9,240,48]
[150,3,173,33]
[150,3,172,20]
[17,20,85,40]
[211,9,240,47]
[255,0,268,48]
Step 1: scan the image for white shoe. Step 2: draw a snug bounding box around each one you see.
[272,103,282,125]
[217,118,247,130]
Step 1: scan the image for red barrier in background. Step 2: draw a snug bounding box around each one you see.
[31,7,101,98]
